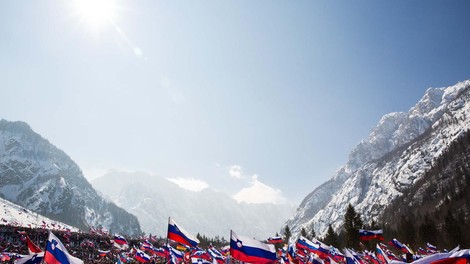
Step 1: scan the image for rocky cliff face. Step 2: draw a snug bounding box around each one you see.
[0,120,142,236]
[285,80,470,238]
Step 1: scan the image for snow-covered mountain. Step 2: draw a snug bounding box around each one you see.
[0,196,78,231]
[91,170,295,239]
[0,120,142,236]
[285,80,470,238]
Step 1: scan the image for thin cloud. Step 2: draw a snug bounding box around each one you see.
[167,177,209,192]
[233,175,287,205]
[228,165,243,179]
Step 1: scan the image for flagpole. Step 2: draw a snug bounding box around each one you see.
[228,230,232,264]
[166,217,170,264]
[41,231,51,264]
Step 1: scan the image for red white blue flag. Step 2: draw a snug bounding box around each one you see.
[267,236,283,244]
[388,238,412,254]
[359,229,384,241]
[296,236,330,259]
[230,230,276,264]
[167,218,200,247]
[43,232,83,264]
[375,244,390,264]
[16,253,44,264]
[135,249,151,263]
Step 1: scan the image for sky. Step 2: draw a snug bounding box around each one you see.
[1,0,470,205]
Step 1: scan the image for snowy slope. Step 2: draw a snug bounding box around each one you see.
[285,80,470,238]
[0,120,142,236]
[0,196,78,231]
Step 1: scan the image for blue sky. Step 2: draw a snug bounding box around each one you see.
[2,1,470,205]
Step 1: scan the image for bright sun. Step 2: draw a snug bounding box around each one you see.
[72,0,118,32]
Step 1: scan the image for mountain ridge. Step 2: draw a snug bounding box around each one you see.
[91,170,295,239]
[0,119,142,236]
[285,80,470,238]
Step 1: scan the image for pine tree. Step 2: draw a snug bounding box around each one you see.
[284,225,292,243]
[418,213,438,246]
[343,204,363,249]
[398,215,416,249]
[301,227,307,238]
[309,223,316,240]
[444,210,463,248]
[323,224,339,248]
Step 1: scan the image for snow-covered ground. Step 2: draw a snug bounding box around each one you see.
[0,196,78,232]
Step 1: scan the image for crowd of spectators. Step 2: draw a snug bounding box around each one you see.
[0,224,165,263]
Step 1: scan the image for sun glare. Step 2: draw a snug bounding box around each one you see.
[72,0,118,32]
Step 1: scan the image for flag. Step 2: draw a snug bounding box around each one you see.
[149,247,166,257]
[167,217,200,247]
[25,235,43,254]
[427,243,438,254]
[329,246,345,263]
[359,230,384,241]
[192,257,212,264]
[376,244,390,264]
[230,230,276,264]
[135,249,151,263]
[167,245,184,264]
[167,244,184,261]
[15,253,44,264]
[267,236,283,244]
[113,235,129,250]
[43,232,83,264]
[97,250,109,257]
[140,241,153,251]
[388,238,412,254]
[192,249,211,261]
[306,252,324,264]
[343,249,361,264]
[208,247,226,264]
[296,236,330,259]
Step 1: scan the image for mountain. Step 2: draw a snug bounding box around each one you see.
[380,128,470,248]
[285,80,470,238]
[0,196,78,231]
[91,170,295,239]
[0,120,142,236]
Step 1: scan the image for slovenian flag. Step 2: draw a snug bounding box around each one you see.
[426,242,438,253]
[44,232,83,264]
[149,247,166,257]
[389,238,412,254]
[15,253,44,264]
[359,229,384,241]
[167,218,200,247]
[113,235,129,250]
[98,250,110,257]
[376,244,390,264]
[208,247,226,264]
[296,236,330,259]
[135,249,151,263]
[343,248,362,264]
[267,236,283,244]
[230,230,277,264]
[191,257,212,264]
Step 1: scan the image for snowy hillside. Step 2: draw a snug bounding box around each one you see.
[0,120,142,236]
[92,170,295,239]
[285,80,470,238]
[0,196,78,231]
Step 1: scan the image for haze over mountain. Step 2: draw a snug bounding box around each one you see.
[285,80,470,238]
[0,120,142,236]
[91,170,295,239]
